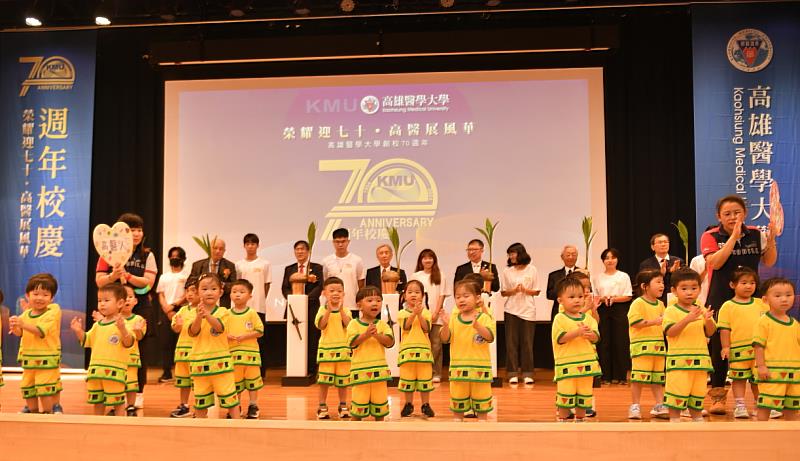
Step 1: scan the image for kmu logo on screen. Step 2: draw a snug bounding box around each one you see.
[18,56,76,96]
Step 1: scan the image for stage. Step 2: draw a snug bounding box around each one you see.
[0,369,796,459]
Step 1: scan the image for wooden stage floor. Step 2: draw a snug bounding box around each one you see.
[0,367,765,422]
[1,368,798,460]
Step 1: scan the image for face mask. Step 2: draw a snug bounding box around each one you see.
[169,258,183,267]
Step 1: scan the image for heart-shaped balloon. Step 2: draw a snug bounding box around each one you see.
[93,222,134,267]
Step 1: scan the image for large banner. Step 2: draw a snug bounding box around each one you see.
[0,31,96,369]
[693,4,800,294]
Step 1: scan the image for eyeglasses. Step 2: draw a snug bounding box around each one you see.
[466,247,481,252]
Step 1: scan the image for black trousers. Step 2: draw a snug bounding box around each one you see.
[709,330,728,387]
[504,313,535,377]
[597,302,631,382]
[157,308,177,377]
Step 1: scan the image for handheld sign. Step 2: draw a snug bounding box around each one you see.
[93,222,134,267]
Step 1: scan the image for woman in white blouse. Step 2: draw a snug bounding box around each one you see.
[592,248,633,385]
[410,248,451,382]
[500,243,540,385]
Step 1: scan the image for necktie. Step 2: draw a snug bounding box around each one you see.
[210,261,217,274]
[567,268,572,275]
[299,264,305,274]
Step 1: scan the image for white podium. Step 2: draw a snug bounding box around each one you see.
[482,291,503,384]
[382,293,401,378]
[282,294,314,386]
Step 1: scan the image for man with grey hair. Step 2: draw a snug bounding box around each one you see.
[365,243,407,295]
[546,245,580,320]
[190,237,237,307]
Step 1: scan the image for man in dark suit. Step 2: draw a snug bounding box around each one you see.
[453,239,500,292]
[189,238,237,307]
[281,240,323,373]
[546,245,580,320]
[365,243,407,295]
[638,233,684,305]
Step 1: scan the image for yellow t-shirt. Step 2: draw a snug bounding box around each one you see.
[551,312,601,381]
[123,314,146,367]
[171,304,197,362]
[627,297,666,358]
[663,304,715,371]
[227,306,264,366]
[189,306,233,376]
[17,305,60,369]
[718,297,769,363]
[397,307,433,365]
[346,318,393,385]
[752,313,800,383]
[315,305,351,363]
[83,319,133,383]
[445,311,495,382]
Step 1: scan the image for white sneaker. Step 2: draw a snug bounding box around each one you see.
[770,410,783,419]
[523,377,534,385]
[134,393,144,409]
[432,376,441,383]
[628,404,642,420]
[733,406,750,419]
[650,404,669,418]
[509,377,519,385]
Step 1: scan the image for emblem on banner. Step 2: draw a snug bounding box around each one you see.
[726,29,773,73]
[360,95,380,115]
[18,56,76,96]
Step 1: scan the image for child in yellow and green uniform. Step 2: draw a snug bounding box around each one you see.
[347,285,394,421]
[753,278,800,421]
[441,279,496,420]
[552,277,601,421]
[70,283,134,416]
[169,276,198,418]
[228,279,264,419]
[398,279,435,418]
[122,285,146,416]
[189,273,239,419]
[9,273,62,414]
[718,266,769,418]
[315,277,352,419]
[663,268,716,422]
[627,270,668,419]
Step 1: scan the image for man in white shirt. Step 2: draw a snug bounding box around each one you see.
[236,233,271,376]
[321,228,365,314]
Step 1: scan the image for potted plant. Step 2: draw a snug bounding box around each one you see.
[475,218,499,293]
[581,216,596,275]
[381,226,412,294]
[289,222,317,295]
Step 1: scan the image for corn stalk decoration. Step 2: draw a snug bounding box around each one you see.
[475,218,499,269]
[581,216,596,270]
[307,221,317,265]
[671,219,690,264]
[386,226,413,273]
[192,234,215,258]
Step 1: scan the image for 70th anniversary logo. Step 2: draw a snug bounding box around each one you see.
[320,158,438,240]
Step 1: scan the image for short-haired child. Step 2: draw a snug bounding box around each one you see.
[122,285,146,416]
[228,279,264,419]
[9,273,61,414]
[552,277,601,421]
[753,278,800,421]
[189,273,239,418]
[347,286,394,421]
[169,276,198,418]
[315,277,352,419]
[70,283,134,416]
[663,268,716,422]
